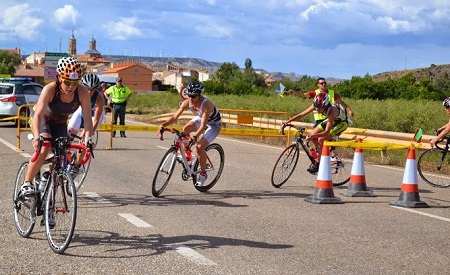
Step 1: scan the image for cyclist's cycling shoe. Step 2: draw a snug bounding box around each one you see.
[70,164,81,178]
[195,173,208,187]
[20,181,35,197]
[307,163,319,174]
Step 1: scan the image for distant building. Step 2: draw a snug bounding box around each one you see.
[102,60,153,92]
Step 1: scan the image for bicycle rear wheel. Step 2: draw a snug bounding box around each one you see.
[271,144,300,188]
[330,147,351,186]
[418,148,450,188]
[45,170,77,254]
[152,147,178,197]
[13,162,36,238]
[193,143,225,192]
[68,150,92,192]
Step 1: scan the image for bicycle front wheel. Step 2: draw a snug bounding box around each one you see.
[418,148,450,188]
[271,144,299,188]
[330,147,351,187]
[152,147,178,197]
[45,170,77,254]
[13,162,36,238]
[193,143,225,192]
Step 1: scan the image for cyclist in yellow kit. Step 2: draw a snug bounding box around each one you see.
[284,92,348,174]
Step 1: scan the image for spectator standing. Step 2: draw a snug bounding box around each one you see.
[105,77,133,137]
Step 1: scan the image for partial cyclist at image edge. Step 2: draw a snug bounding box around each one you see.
[284,92,348,174]
[157,81,222,187]
[20,56,93,202]
[430,97,450,147]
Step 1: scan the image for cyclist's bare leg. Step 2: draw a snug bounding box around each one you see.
[183,122,208,173]
[24,134,51,182]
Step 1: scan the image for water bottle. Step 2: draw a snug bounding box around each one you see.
[310,148,318,160]
[39,171,50,192]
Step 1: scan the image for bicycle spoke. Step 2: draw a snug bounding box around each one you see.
[193,143,225,192]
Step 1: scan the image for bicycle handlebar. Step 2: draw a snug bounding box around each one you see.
[30,135,92,164]
[280,123,305,136]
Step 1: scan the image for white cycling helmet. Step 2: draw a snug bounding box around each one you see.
[81,73,100,89]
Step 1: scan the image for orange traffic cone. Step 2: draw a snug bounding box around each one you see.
[305,145,343,204]
[341,147,375,197]
[390,147,429,208]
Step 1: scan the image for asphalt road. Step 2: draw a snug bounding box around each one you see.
[0,120,449,275]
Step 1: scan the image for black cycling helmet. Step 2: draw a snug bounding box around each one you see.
[313,92,330,109]
[81,73,100,89]
[186,82,204,97]
[443,97,450,108]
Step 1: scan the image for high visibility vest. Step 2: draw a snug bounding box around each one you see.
[107,85,132,104]
[313,89,335,121]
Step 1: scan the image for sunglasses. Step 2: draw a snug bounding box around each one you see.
[318,82,327,85]
[60,78,79,87]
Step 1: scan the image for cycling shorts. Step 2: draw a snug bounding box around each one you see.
[68,106,104,132]
[190,117,222,144]
[317,119,348,137]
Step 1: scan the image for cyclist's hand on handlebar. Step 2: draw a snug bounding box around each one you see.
[280,122,288,135]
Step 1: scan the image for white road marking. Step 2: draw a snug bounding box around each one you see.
[169,243,216,266]
[118,213,154,228]
[0,137,31,158]
[83,192,111,203]
[391,206,450,223]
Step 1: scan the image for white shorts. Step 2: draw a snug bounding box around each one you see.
[68,107,104,132]
[190,117,222,144]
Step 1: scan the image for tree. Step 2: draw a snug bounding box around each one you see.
[0,50,21,75]
[213,62,242,85]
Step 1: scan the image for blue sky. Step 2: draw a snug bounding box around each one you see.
[1,0,450,79]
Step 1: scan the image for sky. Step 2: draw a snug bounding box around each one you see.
[1,0,450,79]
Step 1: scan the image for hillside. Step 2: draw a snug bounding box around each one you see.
[372,63,450,82]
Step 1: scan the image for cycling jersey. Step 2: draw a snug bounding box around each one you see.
[44,85,80,123]
[316,103,348,137]
[188,97,221,124]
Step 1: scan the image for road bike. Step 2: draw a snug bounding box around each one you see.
[152,127,225,197]
[12,135,92,254]
[271,123,351,188]
[418,135,450,188]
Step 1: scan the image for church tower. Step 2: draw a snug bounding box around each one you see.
[68,30,77,55]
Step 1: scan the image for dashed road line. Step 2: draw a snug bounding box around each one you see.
[391,206,450,223]
[118,213,154,228]
[169,243,217,266]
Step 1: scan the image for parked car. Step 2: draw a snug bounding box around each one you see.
[0,77,43,127]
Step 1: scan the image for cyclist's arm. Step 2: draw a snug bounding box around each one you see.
[430,119,450,146]
[159,99,189,128]
[92,94,105,132]
[79,85,93,139]
[32,83,56,141]
[286,105,315,124]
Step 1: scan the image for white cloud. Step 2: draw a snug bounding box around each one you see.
[101,17,142,40]
[54,5,79,26]
[0,4,43,40]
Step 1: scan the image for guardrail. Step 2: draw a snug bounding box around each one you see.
[10,105,434,152]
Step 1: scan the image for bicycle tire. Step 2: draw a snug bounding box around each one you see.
[45,170,77,254]
[418,148,450,188]
[152,146,178,197]
[330,147,351,187]
[12,162,36,238]
[271,144,300,188]
[192,143,225,192]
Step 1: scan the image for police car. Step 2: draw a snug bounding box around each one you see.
[0,77,43,127]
